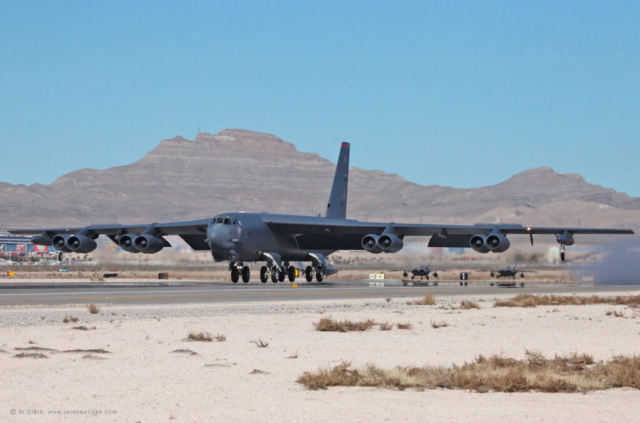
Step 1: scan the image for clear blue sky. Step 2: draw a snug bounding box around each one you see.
[1,1,639,195]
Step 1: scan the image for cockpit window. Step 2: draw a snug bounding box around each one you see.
[232,219,239,225]
[224,218,232,225]
[216,217,224,224]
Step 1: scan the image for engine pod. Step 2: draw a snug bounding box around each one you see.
[67,234,98,253]
[134,234,165,254]
[119,234,140,253]
[378,234,404,253]
[362,234,383,254]
[469,234,490,253]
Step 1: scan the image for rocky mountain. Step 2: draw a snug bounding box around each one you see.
[1,129,638,230]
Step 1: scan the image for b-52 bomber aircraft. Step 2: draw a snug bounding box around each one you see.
[10,143,634,283]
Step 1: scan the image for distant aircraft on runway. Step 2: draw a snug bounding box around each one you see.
[489,261,537,280]
[10,143,634,283]
[403,261,438,280]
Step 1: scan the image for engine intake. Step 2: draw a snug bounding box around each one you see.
[52,234,72,252]
[362,234,383,254]
[119,234,140,253]
[67,234,97,253]
[378,234,404,253]
[134,234,165,254]
[469,234,490,253]
[486,233,511,253]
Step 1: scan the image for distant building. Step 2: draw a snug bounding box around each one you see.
[0,233,53,256]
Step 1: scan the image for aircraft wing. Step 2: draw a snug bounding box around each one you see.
[8,219,210,236]
[262,215,634,237]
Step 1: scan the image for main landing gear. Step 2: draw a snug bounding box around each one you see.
[230,263,251,283]
[258,265,285,283]
[560,245,566,262]
[305,266,324,282]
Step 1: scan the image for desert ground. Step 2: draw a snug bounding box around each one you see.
[1,289,639,422]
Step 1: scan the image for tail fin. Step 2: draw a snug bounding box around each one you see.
[325,142,350,219]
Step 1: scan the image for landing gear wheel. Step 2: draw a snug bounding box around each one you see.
[288,266,296,282]
[278,268,286,282]
[305,266,313,282]
[231,267,239,283]
[411,275,415,280]
[241,266,250,283]
[426,275,429,281]
[433,272,438,278]
[260,266,268,283]
[316,272,324,282]
[560,251,565,262]
[403,271,408,278]
[271,267,280,283]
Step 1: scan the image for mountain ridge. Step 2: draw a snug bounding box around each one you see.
[1,129,637,229]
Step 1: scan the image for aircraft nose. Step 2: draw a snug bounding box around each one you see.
[207,225,232,251]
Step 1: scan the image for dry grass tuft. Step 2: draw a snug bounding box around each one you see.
[86,303,100,314]
[495,294,640,308]
[297,352,640,392]
[314,317,377,332]
[63,348,110,354]
[63,315,79,323]
[396,323,412,330]
[14,353,48,359]
[172,349,199,356]
[386,298,392,303]
[431,320,449,329]
[606,310,625,318]
[379,322,393,331]
[72,325,96,331]
[214,334,227,342]
[15,346,58,352]
[407,294,436,306]
[186,331,214,342]
[253,340,269,348]
[459,300,480,310]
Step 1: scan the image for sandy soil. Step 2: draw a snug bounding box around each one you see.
[1,291,639,422]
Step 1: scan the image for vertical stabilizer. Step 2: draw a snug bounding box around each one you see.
[325,142,350,219]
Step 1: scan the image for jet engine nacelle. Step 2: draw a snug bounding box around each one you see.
[362,234,383,254]
[119,234,140,253]
[67,234,97,253]
[31,234,53,246]
[469,234,490,253]
[378,234,404,253]
[52,234,73,252]
[134,234,165,254]
[556,232,575,246]
[486,233,511,253]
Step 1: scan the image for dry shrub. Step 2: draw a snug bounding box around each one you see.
[386,298,392,303]
[186,331,213,342]
[396,323,412,330]
[495,294,640,308]
[63,315,79,323]
[379,322,393,331]
[431,320,449,329]
[14,353,48,359]
[72,325,96,331]
[297,352,640,392]
[86,304,100,314]
[314,318,377,332]
[605,310,625,318]
[214,334,227,342]
[459,300,479,310]
[253,340,269,348]
[407,294,436,306]
[63,349,110,354]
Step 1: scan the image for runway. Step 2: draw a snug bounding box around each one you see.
[0,280,639,306]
